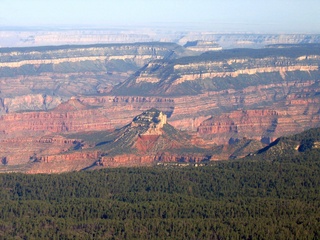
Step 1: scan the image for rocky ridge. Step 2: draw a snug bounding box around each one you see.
[0,98,113,135]
[19,109,211,173]
[111,45,320,143]
[0,96,175,137]
[0,43,191,113]
[2,30,320,49]
[113,45,320,96]
[248,127,320,160]
[184,41,222,52]
[0,43,320,172]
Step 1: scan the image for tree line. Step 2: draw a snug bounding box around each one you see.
[0,149,319,239]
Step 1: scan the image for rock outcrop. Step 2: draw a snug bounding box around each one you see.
[20,109,211,173]
[0,97,176,137]
[0,134,79,167]
[0,98,113,135]
[112,44,320,144]
[96,109,211,167]
[249,127,320,160]
[177,34,320,48]
[197,92,320,144]
[184,41,222,52]
[113,45,320,96]
[1,43,320,172]
[0,42,190,113]
[1,79,319,161]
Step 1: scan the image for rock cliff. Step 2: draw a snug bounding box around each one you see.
[1,43,320,172]
[19,109,211,173]
[2,29,320,49]
[196,86,320,144]
[0,98,113,135]
[184,41,222,52]
[113,45,320,96]
[0,42,190,113]
[95,109,211,167]
[177,34,320,48]
[112,44,320,144]
[0,134,80,167]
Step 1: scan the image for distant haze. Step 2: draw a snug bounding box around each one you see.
[1,0,320,33]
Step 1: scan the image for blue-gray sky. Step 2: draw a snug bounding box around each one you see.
[1,0,320,33]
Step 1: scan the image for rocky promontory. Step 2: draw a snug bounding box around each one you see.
[21,109,211,173]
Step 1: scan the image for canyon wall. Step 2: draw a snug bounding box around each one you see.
[1,45,320,145]
[113,46,320,96]
[113,45,320,143]
[1,82,318,147]
[0,43,320,171]
[0,97,175,138]
[1,29,320,49]
[0,43,188,113]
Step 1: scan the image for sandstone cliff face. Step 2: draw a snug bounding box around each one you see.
[197,96,320,144]
[0,43,188,110]
[111,45,320,145]
[0,44,182,66]
[39,151,100,163]
[2,94,65,113]
[98,152,207,168]
[184,41,222,52]
[172,65,317,85]
[0,135,79,166]
[16,109,210,173]
[1,44,320,172]
[114,45,320,96]
[0,97,176,137]
[198,110,278,144]
[1,79,319,148]
[0,77,319,158]
[0,99,113,135]
[93,109,211,168]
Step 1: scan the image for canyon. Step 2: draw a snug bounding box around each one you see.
[0,42,189,113]
[1,29,320,49]
[22,109,211,173]
[0,42,319,172]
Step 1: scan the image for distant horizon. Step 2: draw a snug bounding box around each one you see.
[1,24,320,35]
[1,0,320,34]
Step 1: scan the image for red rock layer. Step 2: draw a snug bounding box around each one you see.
[0,96,175,137]
[0,79,319,170]
[135,135,160,153]
[39,151,100,163]
[98,152,207,168]
[0,135,78,165]
[0,100,112,135]
[197,99,320,144]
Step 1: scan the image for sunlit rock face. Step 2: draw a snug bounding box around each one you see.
[0,43,320,172]
[0,42,189,114]
[114,45,320,96]
[113,44,320,143]
[21,109,210,173]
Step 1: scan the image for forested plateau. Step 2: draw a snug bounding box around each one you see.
[0,136,319,239]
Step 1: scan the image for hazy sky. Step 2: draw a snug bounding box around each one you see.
[1,0,320,33]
